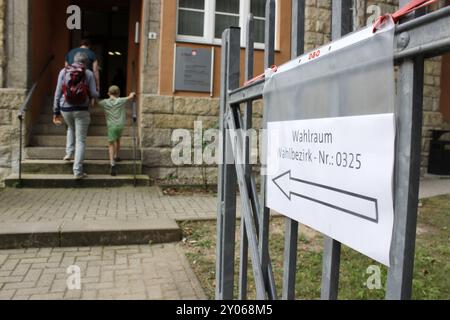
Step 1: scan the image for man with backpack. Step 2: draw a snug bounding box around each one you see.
[53,52,99,180]
[66,39,100,92]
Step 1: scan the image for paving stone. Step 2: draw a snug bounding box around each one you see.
[15,286,50,297]
[30,292,65,300]
[0,244,205,300]
[0,187,220,300]
[81,290,98,300]
[0,289,16,300]
[3,281,36,290]
[0,187,220,224]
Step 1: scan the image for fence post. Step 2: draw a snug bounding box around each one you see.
[239,14,255,301]
[259,0,277,299]
[216,27,241,300]
[282,0,305,301]
[216,30,229,300]
[386,5,425,300]
[320,0,353,300]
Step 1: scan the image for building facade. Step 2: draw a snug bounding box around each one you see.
[0,0,448,186]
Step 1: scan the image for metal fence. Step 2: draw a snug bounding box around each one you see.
[216,0,450,300]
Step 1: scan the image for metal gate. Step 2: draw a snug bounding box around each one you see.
[216,0,450,300]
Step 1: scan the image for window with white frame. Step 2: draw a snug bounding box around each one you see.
[178,0,206,37]
[177,0,274,47]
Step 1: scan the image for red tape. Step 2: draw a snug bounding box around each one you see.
[246,0,439,84]
[373,0,438,32]
[243,65,278,87]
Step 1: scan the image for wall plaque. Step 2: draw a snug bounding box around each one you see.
[174,47,213,94]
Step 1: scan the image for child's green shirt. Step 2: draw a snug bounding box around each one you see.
[98,97,128,129]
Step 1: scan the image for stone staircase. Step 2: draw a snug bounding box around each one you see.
[5,102,150,188]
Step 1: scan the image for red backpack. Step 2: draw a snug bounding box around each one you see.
[62,63,90,105]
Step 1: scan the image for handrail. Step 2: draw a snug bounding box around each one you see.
[131,60,138,187]
[17,55,55,187]
[18,55,55,119]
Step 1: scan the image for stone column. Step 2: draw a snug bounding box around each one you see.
[0,1,30,184]
[5,0,31,89]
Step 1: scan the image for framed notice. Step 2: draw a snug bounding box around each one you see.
[174,46,214,94]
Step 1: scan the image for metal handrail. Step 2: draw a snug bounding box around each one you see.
[131,61,138,187]
[17,55,55,187]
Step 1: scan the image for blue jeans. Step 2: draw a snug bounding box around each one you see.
[62,111,91,176]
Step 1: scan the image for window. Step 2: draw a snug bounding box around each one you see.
[177,0,277,48]
[214,0,240,39]
[178,0,205,37]
[250,0,266,44]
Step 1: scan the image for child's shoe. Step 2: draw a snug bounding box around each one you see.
[111,165,118,177]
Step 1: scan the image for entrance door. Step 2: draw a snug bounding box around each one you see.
[28,0,142,148]
[441,1,450,122]
[69,0,141,98]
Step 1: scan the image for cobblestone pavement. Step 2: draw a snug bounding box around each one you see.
[0,187,226,223]
[0,178,447,224]
[0,244,206,300]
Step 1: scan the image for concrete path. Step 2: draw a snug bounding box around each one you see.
[0,244,206,300]
[0,187,220,223]
[419,176,450,199]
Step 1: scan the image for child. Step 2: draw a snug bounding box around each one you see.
[97,86,136,176]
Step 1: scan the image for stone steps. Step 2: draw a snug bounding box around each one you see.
[32,124,133,136]
[38,114,135,126]
[25,147,136,160]
[21,160,142,175]
[13,106,148,190]
[30,135,134,148]
[40,107,134,117]
[5,174,150,188]
[0,219,181,250]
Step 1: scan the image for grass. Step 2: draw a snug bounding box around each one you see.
[179,194,450,300]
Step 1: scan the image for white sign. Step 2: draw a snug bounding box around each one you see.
[266,114,395,266]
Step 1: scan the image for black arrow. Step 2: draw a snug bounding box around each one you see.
[272,171,379,223]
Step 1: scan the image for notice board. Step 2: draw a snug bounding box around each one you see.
[263,23,396,266]
[174,46,213,94]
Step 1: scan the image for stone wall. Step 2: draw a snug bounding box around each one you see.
[139,95,263,185]
[422,57,444,173]
[303,0,447,176]
[0,0,5,86]
[137,0,448,185]
[0,89,26,186]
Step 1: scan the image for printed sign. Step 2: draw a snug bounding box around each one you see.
[266,114,395,266]
[174,47,213,93]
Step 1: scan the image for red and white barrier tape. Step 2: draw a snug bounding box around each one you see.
[373,0,438,32]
